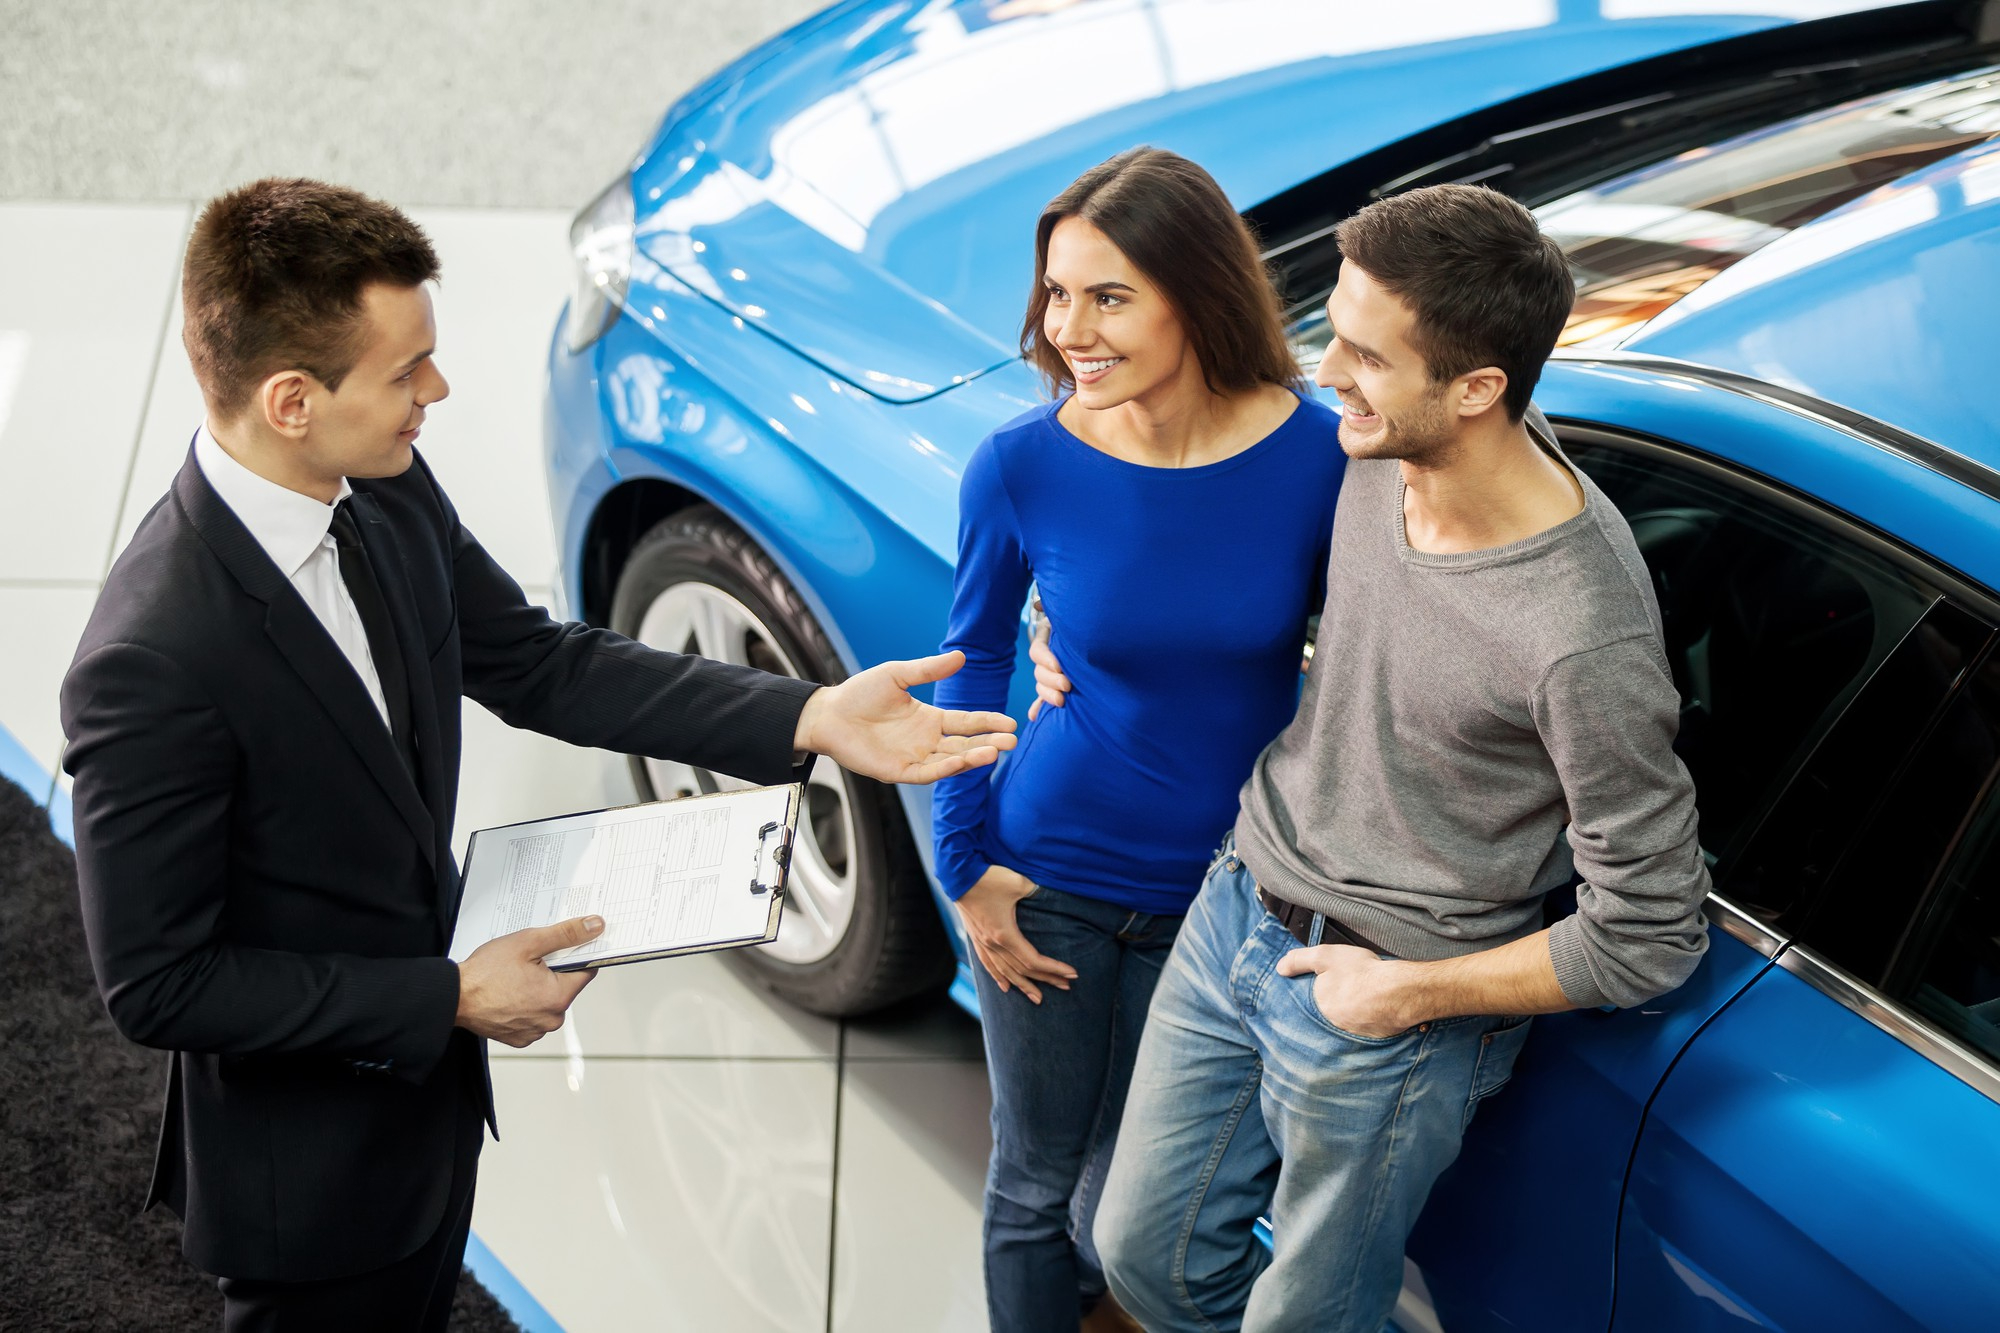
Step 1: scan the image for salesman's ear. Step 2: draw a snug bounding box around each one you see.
[259,370,314,439]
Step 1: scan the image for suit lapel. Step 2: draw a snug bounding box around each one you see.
[173,447,438,867]
[261,595,437,861]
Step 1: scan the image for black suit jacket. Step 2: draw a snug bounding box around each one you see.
[61,445,815,1282]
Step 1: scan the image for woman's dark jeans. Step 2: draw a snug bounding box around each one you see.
[973,883,1183,1332]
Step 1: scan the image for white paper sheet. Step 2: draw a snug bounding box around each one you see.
[448,784,798,969]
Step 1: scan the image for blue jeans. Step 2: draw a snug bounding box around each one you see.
[1094,838,1532,1332]
[975,883,1183,1333]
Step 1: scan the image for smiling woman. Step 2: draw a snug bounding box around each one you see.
[929,146,1346,1333]
[1020,147,1299,406]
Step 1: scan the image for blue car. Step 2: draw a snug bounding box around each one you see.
[544,2,2000,1326]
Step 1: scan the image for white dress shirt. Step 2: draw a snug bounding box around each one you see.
[194,426,393,729]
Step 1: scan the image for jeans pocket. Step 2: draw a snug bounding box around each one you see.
[1288,970,1411,1046]
[1463,1015,1534,1131]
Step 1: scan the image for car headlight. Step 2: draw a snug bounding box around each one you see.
[565,174,635,354]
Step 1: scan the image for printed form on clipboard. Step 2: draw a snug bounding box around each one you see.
[448,783,801,971]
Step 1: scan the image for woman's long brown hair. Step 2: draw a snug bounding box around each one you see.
[1021,147,1299,399]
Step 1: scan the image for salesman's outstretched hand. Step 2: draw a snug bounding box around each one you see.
[794,651,1016,784]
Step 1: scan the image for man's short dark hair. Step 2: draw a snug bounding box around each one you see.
[182,177,440,416]
[1334,185,1573,422]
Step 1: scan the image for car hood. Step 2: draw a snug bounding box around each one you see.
[635,0,1893,402]
[632,150,1018,403]
[1621,137,2000,469]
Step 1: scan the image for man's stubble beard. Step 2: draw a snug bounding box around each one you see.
[1340,384,1458,467]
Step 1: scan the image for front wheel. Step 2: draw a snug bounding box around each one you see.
[608,505,952,1016]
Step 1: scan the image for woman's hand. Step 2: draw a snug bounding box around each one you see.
[957,864,1077,1004]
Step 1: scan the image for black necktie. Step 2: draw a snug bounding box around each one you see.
[328,499,415,769]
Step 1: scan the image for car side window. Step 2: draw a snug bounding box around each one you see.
[1880,653,2000,1066]
[1772,607,1997,979]
[1725,598,1992,960]
[1887,805,2000,1066]
[1563,439,1939,901]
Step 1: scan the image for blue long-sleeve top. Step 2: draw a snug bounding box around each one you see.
[931,394,1346,915]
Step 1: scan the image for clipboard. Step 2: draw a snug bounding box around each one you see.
[447,783,802,972]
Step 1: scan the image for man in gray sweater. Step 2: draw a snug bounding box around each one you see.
[1041,185,1712,1330]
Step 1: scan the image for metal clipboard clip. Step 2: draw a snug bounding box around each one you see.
[750,819,792,897]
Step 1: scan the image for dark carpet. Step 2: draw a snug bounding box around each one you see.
[0,776,524,1333]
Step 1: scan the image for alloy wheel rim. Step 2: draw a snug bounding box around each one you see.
[635,580,859,966]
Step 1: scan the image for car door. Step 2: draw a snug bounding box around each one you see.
[1610,611,2000,1331]
[1404,427,1959,1333]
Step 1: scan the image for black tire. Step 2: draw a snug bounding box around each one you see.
[608,505,953,1016]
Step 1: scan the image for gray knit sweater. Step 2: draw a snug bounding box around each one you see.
[1234,426,1710,1009]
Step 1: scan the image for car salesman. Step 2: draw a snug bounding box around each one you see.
[60,176,1015,1332]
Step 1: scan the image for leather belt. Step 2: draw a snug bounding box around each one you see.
[1258,884,1391,957]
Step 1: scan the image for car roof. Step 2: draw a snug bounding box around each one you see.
[637,0,1897,396]
[1622,134,2000,469]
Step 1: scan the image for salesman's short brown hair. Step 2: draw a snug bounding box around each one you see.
[181,178,440,416]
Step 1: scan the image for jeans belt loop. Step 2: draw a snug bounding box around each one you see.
[1306,913,1327,948]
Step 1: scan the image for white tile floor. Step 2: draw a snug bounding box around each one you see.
[0,198,994,1332]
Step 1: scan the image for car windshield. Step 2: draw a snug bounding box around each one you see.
[1288,65,2000,359]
